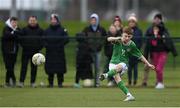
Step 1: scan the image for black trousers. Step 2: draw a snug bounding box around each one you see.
[19,52,37,83]
[128,56,139,83]
[48,73,64,86]
[2,53,17,84]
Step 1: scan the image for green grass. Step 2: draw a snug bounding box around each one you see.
[0,87,180,107]
[0,65,180,107]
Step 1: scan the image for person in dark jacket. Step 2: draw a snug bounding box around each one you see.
[127,14,143,86]
[73,33,93,88]
[113,16,123,35]
[1,17,20,87]
[18,16,44,88]
[104,24,121,87]
[44,14,69,88]
[142,13,177,87]
[144,25,177,89]
[83,13,106,87]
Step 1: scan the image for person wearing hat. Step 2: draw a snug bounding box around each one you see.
[44,14,69,88]
[142,13,177,88]
[127,14,143,86]
[142,13,165,87]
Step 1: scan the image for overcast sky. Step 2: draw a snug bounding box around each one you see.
[0,0,48,10]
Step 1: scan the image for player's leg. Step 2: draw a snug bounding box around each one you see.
[99,63,119,81]
[99,63,127,80]
[114,74,135,101]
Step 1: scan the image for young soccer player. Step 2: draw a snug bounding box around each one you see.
[99,26,155,101]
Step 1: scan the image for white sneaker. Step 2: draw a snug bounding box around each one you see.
[31,83,37,88]
[123,95,135,101]
[155,83,164,89]
[107,81,115,87]
[18,82,24,88]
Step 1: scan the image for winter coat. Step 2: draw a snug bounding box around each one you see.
[131,26,143,49]
[82,25,107,52]
[44,24,69,74]
[144,23,177,58]
[1,25,20,54]
[104,30,122,58]
[75,33,93,79]
[19,24,44,53]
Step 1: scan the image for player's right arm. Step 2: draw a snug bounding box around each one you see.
[107,37,121,42]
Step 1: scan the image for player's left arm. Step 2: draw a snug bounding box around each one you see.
[140,55,155,70]
[131,42,155,70]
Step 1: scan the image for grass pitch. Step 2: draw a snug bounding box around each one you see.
[0,87,180,107]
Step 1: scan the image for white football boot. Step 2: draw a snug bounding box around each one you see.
[123,94,135,101]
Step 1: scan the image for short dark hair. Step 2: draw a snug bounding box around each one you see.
[123,26,133,35]
[28,15,37,19]
[154,13,162,20]
[10,17,18,22]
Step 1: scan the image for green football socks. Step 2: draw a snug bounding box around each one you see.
[107,69,117,77]
[117,81,129,95]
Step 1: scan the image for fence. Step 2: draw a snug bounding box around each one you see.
[0,36,180,88]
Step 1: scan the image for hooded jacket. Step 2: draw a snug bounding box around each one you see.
[1,19,20,54]
[82,13,107,52]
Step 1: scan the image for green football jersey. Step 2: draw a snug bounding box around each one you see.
[110,40,142,64]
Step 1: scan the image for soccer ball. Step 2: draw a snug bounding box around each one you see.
[32,53,45,65]
[83,79,93,87]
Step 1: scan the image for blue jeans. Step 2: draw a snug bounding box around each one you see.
[92,52,101,87]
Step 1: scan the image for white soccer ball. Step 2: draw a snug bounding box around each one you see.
[83,79,93,87]
[32,53,45,65]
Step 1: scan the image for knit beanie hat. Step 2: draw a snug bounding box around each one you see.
[128,13,137,22]
[113,16,121,22]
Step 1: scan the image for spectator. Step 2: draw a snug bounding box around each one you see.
[81,13,106,87]
[44,14,69,88]
[104,24,121,87]
[127,14,143,86]
[73,33,93,88]
[113,15,123,35]
[18,16,44,88]
[144,24,177,89]
[1,17,20,87]
[142,13,177,87]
